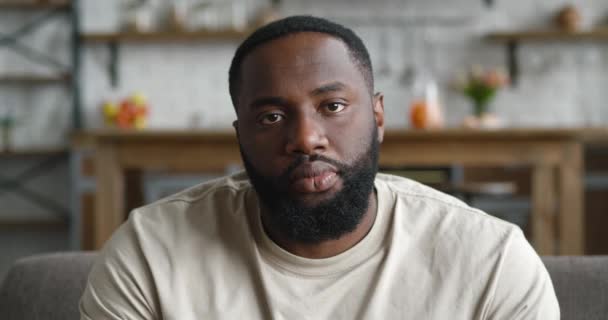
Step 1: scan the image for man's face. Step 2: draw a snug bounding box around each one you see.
[234,32,385,243]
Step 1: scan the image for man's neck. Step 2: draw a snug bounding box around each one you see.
[261,191,378,259]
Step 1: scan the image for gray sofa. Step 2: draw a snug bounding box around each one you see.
[0,252,96,320]
[0,253,607,320]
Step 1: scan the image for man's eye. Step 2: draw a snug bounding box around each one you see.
[325,102,346,113]
[260,113,284,125]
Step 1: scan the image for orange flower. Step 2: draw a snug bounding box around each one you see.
[483,69,509,89]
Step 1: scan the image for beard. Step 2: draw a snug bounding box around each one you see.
[240,127,380,244]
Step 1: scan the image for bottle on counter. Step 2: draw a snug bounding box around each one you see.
[409,76,445,130]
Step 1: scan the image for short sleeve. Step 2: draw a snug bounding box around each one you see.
[483,229,560,320]
[80,211,159,320]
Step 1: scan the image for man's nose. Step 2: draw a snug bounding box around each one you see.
[285,115,328,155]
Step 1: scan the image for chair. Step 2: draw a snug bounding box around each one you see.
[0,253,607,320]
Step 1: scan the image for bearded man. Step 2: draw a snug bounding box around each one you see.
[80,15,559,319]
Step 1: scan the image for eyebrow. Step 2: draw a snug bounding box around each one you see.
[310,82,347,96]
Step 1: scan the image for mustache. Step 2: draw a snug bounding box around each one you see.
[281,154,347,180]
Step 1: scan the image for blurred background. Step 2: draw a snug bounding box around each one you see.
[1,0,608,280]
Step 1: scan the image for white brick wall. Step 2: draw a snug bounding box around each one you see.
[79,0,608,131]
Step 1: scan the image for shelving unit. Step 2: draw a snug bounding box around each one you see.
[0,1,80,234]
[486,28,608,85]
[0,150,70,227]
[0,0,82,127]
[83,29,252,43]
[0,147,68,156]
[0,73,71,85]
[0,219,68,231]
[487,28,608,41]
[81,28,253,87]
[0,2,70,10]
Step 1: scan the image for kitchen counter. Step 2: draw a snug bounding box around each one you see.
[73,127,608,254]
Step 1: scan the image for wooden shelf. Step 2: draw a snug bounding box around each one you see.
[0,1,70,10]
[82,29,254,86]
[0,147,69,157]
[82,29,253,43]
[487,28,608,42]
[0,73,71,84]
[486,28,608,86]
[0,218,68,230]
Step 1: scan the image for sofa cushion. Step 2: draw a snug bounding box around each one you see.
[1,252,608,320]
[542,256,608,320]
[0,252,97,320]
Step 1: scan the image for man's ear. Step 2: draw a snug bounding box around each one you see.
[373,92,385,143]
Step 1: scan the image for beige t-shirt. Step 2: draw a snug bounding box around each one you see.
[80,172,559,319]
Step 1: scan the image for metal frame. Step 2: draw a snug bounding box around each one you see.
[0,153,70,220]
[0,1,82,128]
[70,0,83,129]
[0,2,83,246]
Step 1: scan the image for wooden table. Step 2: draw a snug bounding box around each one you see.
[75,128,608,254]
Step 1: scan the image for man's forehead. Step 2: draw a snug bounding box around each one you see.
[234,32,371,110]
[239,41,363,99]
[241,32,353,71]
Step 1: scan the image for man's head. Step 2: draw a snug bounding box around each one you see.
[229,16,374,106]
[229,16,385,244]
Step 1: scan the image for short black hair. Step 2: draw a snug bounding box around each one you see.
[228,15,374,109]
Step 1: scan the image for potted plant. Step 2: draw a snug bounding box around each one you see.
[455,66,509,128]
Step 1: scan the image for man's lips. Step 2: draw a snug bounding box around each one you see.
[288,162,340,193]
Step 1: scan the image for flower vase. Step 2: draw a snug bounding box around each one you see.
[473,102,487,118]
[457,65,509,129]
[463,102,502,129]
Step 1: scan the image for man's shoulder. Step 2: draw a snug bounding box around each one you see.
[375,174,547,306]
[153,171,252,204]
[376,172,472,209]
[83,172,259,319]
[139,171,252,210]
[128,171,254,231]
[375,173,518,245]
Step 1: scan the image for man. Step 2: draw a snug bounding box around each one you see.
[81,16,559,319]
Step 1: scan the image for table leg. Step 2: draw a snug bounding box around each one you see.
[532,164,556,255]
[558,142,585,255]
[94,143,125,249]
